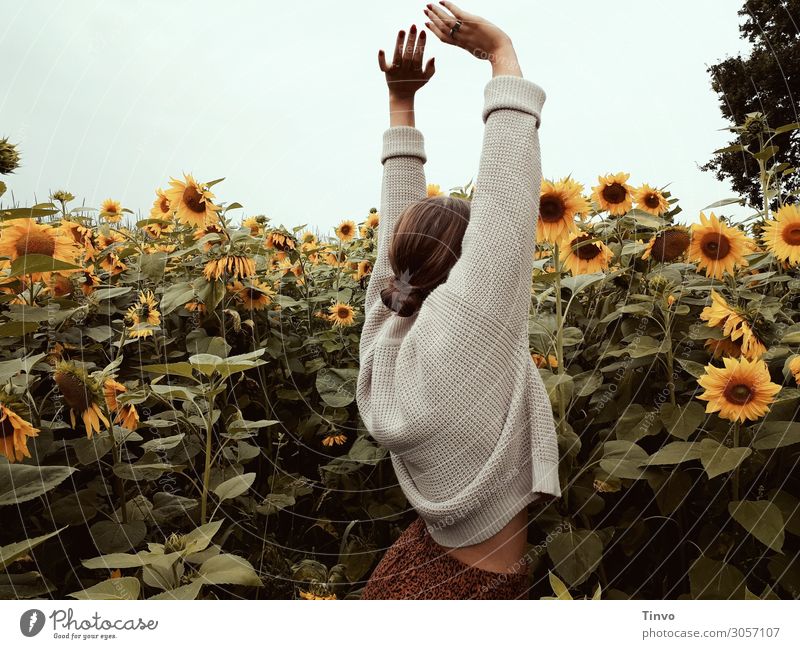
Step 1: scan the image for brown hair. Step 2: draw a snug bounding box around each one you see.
[380,195,471,317]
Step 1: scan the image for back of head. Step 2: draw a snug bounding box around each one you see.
[380,195,471,317]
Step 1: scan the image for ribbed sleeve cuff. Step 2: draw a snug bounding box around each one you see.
[381,125,427,164]
[482,75,546,128]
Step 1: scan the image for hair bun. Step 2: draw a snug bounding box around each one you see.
[379,274,430,317]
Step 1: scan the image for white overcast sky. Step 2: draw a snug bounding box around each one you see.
[2,0,758,235]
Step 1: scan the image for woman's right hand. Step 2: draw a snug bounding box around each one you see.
[423,1,520,75]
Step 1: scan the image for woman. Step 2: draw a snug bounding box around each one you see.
[356,1,561,599]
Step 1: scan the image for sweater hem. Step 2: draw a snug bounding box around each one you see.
[419,460,561,548]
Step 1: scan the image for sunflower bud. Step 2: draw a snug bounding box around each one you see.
[163,532,187,553]
[741,112,769,139]
[648,273,669,293]
[51,189,75,204]
[0,137,21,175]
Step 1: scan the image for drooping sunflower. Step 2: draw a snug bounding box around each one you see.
[99,252,127,276]
[704,337,744,360]
[360,210,380,237]
[164,174,221,227]
[242,216,264,237]
[354,259,372,282]
[149,188,173,221]
[700,289,766,361]
[54,361,109,438]
[696,356,781,422]
[60,218,98,260]
[103,378,139,430]
[427,183,443,197]
[203,254,256,281]
[96,229,125,250]
[229,279,275,311]
[561,232,614,275]
[265,230,296,254]
[688,211,752,280]
[44,273,73,298]
[633,184,670,216]
[328,302,355,327]
[762,203,800,266]
[641,226,691,262]
[591,172,634,216]
[537,178,589,244]
[335,219,357,242]
[322,432,347,447]
[184,299,206,313]
[276,257,305,285]
[100,199,124,223]
[0,218,79,281]
[0,398,40,464]
[193,222,225,252]
[788,355,800,385]
[80,265,102,296]
[531,352,558,369]
[126,289,161,339]
[322,246,348,268]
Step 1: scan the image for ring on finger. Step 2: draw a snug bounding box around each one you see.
[449,20,462,38]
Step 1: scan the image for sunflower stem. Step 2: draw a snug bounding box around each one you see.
[199,380,217,525]
[553,242,567,508]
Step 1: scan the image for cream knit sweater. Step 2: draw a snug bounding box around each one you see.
[356,74,561,548]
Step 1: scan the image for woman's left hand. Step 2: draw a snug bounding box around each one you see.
[379,24,435,100]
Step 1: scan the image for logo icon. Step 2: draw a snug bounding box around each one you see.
[20,609,45,637]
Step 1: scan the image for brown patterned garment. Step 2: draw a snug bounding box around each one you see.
[361,517,530,600]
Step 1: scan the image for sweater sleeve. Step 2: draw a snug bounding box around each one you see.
[440,75,545,337]
[363,126,428,318]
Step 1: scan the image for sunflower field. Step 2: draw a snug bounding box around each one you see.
[0,113,799,601]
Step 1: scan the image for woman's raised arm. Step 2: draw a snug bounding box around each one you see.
[363,26,435,317]
[425,2,545,337]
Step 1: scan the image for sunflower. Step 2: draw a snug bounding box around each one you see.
[149,188,173,221]
[229,279,275,310]
[265,230,296,253]
[126,289,161,339]
[633,184,670,216]
[591,172,634,216]
[561,232,614,275]
[242,217,263,237]
[354,259,372,282]
[537,178,589,244]
[99,252,127,276]
[762,203,800,266]
[531,353,558,369]
[184,299,206,313]
[328,302,355,327]
[103,378,139,430]
[322,432,347,447]
[193,222,225,252]
[80,265,102,296]
[164,173,221,227]
[688,211,752,280]
[203,254,256,281]
[44,273,73,298]
[60,219,98,260]
[696,356,781,422]
[0,400,40,463]
[641,226,691,262]
[789,355,800,386]
[298,589,337,600]
[54,361,109,438]
[704,337,743,360]
[427,183,443,197]
[700,289,766,361]
[335,219,357,242]
[100,199,124,223]
[96,229,125,250]
[360,210,380,237]
[0,218,79,281]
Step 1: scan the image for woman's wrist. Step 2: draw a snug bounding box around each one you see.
[489,42,521,77]
[389,94,416,127]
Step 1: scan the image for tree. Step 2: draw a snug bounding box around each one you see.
[702,0,799,208]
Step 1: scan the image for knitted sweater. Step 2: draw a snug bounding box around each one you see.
[356,74,561,548]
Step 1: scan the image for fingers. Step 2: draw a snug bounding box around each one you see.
[426,2,456,29]
[378,49,388,72]
[439,0,466,19]
[424,18,451,45]
[391,29,405,68]
[402,24,418,68]
[423,57,435,79]
[412,30,426,70]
